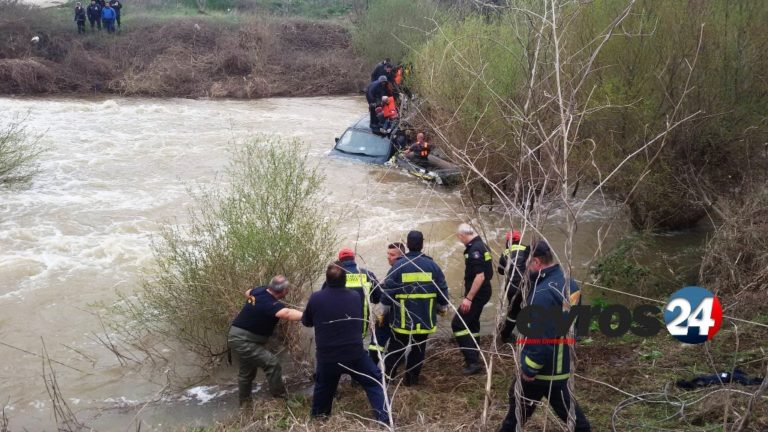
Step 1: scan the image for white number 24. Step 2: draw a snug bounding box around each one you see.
[666,297,715,336]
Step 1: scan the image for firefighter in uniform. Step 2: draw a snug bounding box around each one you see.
[382,231,449,386]
[452,223,493,375]
[497,229,530,343]
[369,242,406,364]
[334,248,382,360]
[499,241,591,431]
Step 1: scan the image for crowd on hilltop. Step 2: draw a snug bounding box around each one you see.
[73,0,123,34]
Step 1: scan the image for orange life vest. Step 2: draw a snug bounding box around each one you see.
[395,67,403,85]
[419,142,430,158]
[382,97,397,119]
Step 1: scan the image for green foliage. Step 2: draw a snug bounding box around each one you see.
[592,234,652,292]
[352,0,443,64]
[115,136,336,360]
[0,120,44,187]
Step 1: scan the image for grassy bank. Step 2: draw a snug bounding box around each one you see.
[0,0,367,97]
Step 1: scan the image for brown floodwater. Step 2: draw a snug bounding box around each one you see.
[0,96,644,430]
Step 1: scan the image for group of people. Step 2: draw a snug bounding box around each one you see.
[228,223,592,431]
[74,0,123,34]
[365,59,405,135]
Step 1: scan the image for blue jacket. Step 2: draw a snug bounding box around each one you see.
[365,80,387,104]
[382,251,449,335]
[520,264,580,381]
[101,6,115,20]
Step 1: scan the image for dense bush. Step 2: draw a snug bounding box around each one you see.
[115,136,337,361]
[0,120,44,187]
[403,0,768,229]
[352,0,443,65]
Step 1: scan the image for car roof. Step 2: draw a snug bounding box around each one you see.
[351,116,372,131]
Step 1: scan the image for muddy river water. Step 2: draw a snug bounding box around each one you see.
[0,96,639,429]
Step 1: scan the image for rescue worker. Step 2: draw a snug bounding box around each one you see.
[497,230,529,343]
[365,76,388,130]
[370,60,393,83]
[86,0,101,32]
[74,2,86,34]
[369,242,405,364]
[376,95,398,135]
[405,132,431,165]
[101,3,116,34]
[228,275,303,405]
[383,230,449,386]
[302,262,389,424]
[333,248,383,362]
[452,223,493,375]
[108,0,122,30]
[499,241,591,432]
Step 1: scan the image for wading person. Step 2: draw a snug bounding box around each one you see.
[87,0,101,32]
[365,76,388,130]
[228,275,303,405]
[369,242,405,364]
[499,241,591,432]
[405,132,431,166]
[497,229,529,343]
[101,3,116,34]
[383,230,449,386]
[74,2,87,34]
[303,262,389,425]
[452,223,493,375]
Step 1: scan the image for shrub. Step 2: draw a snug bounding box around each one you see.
[115,136,337,363]
[352,0,443,65]
[0,119,44,186]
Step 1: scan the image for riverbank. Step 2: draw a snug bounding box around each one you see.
[0,1,367,98]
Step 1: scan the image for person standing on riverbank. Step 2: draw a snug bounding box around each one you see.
[228,275,303,405]
[497,229,529,343]
[101,3,116,34]
[302,262,389,425]
[74,2,86,34]
[109,0,122,30]
[87,0,101,32]
[383,230,449,386]
[452,223,493,375]
[499,241,591,432]
[369,242,405,364]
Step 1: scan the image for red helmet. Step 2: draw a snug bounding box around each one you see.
[338,247,355,260]
[506,230,522,242]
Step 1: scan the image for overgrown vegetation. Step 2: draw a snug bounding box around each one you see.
[0,119,44,187]
[0,0,367,97]
[361,0,768,231]
[114,136,336,363]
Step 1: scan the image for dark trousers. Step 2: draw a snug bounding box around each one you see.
[103,18,115,33]
[384,332,428,385]
[451,296,489,365]
[228,326,285,404]
[500,286,522,342]
[89,18,101,31]
[500,379,591,432]
[311,354,389,424]
[76,21,86,33]
[368,105,379,129]
[368,319,392,366]
[115,12,120,28]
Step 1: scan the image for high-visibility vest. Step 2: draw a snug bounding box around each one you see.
[345,272,373,337]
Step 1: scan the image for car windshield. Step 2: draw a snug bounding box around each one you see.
[335,129,391,157]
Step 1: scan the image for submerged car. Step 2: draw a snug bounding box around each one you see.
[330,117,461,186]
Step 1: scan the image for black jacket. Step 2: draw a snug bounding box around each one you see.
[463,236,493,301]
[370,63,392,82]
[498,241,529,292]
[74,6,86,22]
[109,0,121,13]
[87,3,101,20]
